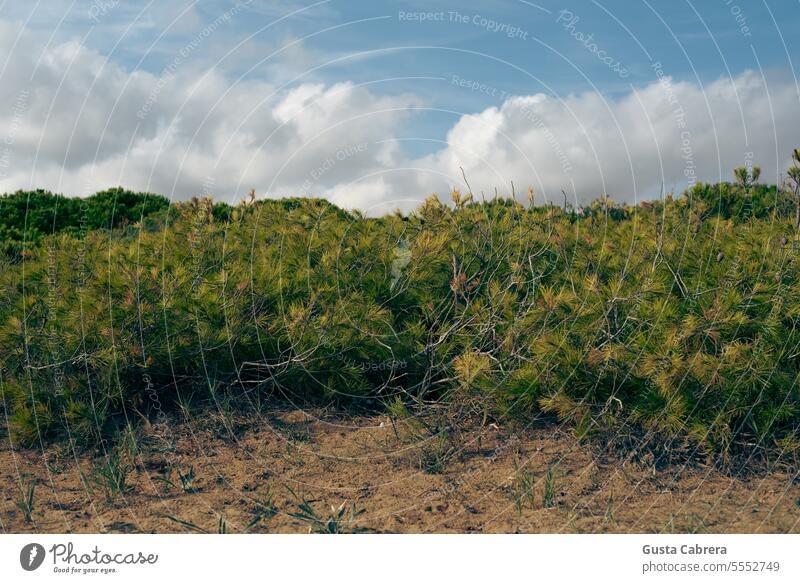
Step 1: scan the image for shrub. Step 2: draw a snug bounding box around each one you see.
[0,188,798,462]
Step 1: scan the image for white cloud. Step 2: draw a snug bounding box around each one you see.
[1,20,799,212]
[0,22,419,203]
[417,70,800,206]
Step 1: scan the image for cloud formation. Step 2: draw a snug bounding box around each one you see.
[422,68,800,206]
[0,21,418,205]
[1,21,799,213]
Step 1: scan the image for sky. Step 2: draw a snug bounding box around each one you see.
[1,0,799,212]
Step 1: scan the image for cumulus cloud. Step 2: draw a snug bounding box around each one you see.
[0,21,418,203]
[418,70,800,206]
[1,19,799,212]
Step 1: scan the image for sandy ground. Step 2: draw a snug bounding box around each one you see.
[2,406,799,533]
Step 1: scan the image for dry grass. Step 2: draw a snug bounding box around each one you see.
[2,407,798,534]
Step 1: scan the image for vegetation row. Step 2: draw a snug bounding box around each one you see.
[3,158,800,466]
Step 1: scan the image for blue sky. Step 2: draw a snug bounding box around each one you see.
[1,0,799,210]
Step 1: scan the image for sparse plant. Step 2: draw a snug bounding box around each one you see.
[604,495,615,523]
[289,500,367,534]
[419,433,453,475]
[161,514,208,533]
[386,396,410,421]
[153,469,175,492]
[15,481,36,523]
[118,424,139,461]
[175,391,196,420]
[543,463,558,509]
[43,452,64,475]
[93,451,133,500]
[163,514,230,534]
[178,467,198,493]
[154,466,198,493]
[210,392,237,437]
[511,462,536,515]
[246,493,279,530]
[284,441,305,467]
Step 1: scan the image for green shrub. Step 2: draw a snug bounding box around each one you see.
[0,188,798,461]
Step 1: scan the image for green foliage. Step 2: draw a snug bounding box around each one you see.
[93,449,134,500]
[1,184,799,463]
[511,462,535,515]
[543,463,558,509]
[15,481,36,522]
[687,181,787,221]
[155,466,198,493]
[217,516,229,534]
[289,499,368,534]
[418,433,454,475]
[177,467,197,493]
[0,187,169,259]
[246,493,279,530]
[734,165,761,191]
[161,514,211,534]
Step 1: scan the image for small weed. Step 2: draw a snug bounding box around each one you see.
[284,441,305,467]
[419,434,453,475]
[605,494,614,522]
[93,451,133,500]
[543,463,558,509]
[78,469,93,496]
[511,462,535,515]
[289,500,367,534]
[386,396,410,421]
[44,452,64,475]
[161,514,208,533]
[178,466,198,493]
[604,495,615,523]
[161,512,230,534]
[118,424,139,461]
[153,469,175,492]
[246,493,279,530]
[15,481,36,523]
[679,514,709,534]
[210,391,237,437]
[175,391,196,420]
[286,488,367,533]
[154,466,198,493]
[665,513,709,534]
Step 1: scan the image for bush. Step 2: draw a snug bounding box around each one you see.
[0,190,798,461]
[0,188,169,260]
